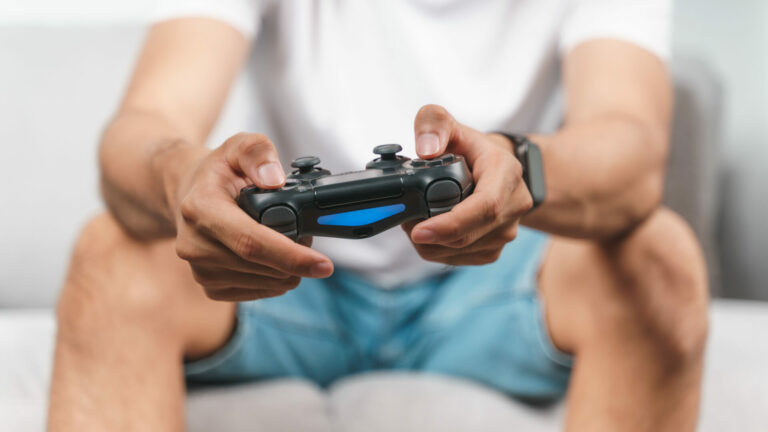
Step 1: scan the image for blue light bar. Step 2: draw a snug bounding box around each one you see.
[317,204,406,227]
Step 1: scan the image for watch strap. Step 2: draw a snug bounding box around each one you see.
[494,132,547,209]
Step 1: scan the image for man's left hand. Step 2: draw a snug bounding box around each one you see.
[402,104,533,265]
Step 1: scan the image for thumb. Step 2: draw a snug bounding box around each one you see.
[414,104,456,159]
[224,133,285,189]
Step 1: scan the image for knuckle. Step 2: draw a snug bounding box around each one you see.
[237,133,272,155]
[174,239,198,262]
[501,226,518,243]
[285,255,312,275]
[190,267,212,287]
[254,289,288,300]
[449,236,472,248]
[203,287,229,301]
[482,197,503,223]
[414,245,439,261]
[179,194,201,224]
[483,249,503,263]
[233,232,264,261]
[441,221,462,241]
[417,104,451,125]
[520,193,534,213]
[507,152,524,177]
[274,276,302,290]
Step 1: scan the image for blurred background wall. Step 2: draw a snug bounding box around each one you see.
[0,0,766,306]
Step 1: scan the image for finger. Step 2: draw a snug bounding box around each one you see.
[223,132,285,189]
[413,105,488,165]
[411,168,508,246]
[298,236,313,248]
[177,233,291,278]
[192,266,300,291]
[206,287,290,302]
[414,104,456,159]
[400,219,421,236]
[440,249,503,266]
[181,192,333,278]
[412,224,517,259]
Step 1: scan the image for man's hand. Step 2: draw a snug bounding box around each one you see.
[402,105,533,265]
[172,133,334,301]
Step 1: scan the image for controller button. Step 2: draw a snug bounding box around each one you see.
[411,159,427,167]
[260,205,297,233]
[427,180,461,216]
[439,154,455,163]
[291,156,321,174]
[373,144,403,160]
[427,159,443,167]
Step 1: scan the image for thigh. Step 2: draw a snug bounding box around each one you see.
[50,213,236,430]
[399,227,572,401]
[56,213,236,359]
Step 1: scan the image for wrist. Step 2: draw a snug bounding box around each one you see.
[490,132,547,209]
[487,132,518,155]
[152,141,209,227]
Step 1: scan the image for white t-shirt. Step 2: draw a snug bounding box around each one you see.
[153,0,670,287]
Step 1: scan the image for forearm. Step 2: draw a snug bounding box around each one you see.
[98,110,208,239]
[522,114,667,239]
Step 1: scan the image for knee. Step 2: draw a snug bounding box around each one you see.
[56,213,174,338]
[601,208,709,365]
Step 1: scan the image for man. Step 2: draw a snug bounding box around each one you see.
[48,0,709,431]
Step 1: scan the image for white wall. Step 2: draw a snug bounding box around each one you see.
[1,0,766,304]
[0,0,156,24]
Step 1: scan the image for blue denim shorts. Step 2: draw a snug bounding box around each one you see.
[185,227,573,401]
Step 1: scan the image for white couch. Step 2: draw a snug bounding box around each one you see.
[1,24,767,431]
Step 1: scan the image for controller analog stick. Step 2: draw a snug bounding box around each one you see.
[373,144,403,160]
[291,156,321,174]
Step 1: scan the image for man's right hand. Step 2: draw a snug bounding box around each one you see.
[171,133,334,301]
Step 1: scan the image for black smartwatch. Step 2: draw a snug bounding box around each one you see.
[494,132,546,208]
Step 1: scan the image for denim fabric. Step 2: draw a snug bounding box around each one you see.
[186,227,572,401]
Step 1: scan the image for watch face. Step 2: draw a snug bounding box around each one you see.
[525,142,547,207]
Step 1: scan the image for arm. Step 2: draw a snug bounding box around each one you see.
[522,39,672,239]
[100,18,333,300]
[404,39,672,264]
[100,18,249,239]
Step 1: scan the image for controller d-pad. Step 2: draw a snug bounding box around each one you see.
[426,180,461,216]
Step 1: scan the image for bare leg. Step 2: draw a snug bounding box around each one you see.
[47,214,236,431]
[540,208,709,432]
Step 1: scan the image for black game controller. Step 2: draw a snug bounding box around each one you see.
[237,144,474,239]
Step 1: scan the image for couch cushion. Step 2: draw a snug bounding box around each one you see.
[2,300,767,431]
